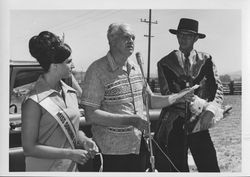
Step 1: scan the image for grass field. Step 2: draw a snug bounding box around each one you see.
[212,95,241,172]
[189,95,242,172]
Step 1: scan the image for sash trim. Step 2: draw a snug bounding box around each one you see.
[29,95,77,149]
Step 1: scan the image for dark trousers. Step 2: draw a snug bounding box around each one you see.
[166,117,220,172]
[94,138,149,172]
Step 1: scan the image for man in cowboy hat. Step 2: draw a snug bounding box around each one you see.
[154,18,224,172]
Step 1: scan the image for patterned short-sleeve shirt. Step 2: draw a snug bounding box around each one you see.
[81,52,147,155]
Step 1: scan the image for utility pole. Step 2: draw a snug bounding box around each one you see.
[140,9,158,83]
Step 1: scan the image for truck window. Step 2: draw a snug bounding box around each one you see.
[10,82,35,114]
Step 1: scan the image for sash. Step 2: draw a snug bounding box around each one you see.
[30,96,77,149]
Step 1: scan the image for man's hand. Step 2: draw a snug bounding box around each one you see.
[176,88,195,103]
[189,95,207,115]
[133,115,150,133]
[199,110,215,130]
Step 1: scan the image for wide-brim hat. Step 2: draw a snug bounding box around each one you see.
[169,18,206,39]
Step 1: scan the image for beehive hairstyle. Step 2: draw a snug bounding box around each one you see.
[29,31,71,71]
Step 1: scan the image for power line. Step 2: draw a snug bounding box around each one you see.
[140,9,158,83]
[53,10,120,33]
[48,11,92,31]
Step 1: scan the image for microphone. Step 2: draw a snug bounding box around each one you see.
[136,52,147,85]
[136,52,157,172]
[136,52,143,65]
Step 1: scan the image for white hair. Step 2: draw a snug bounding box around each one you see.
[107,23,132,45]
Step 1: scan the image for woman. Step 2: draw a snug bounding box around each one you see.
[21,31,98,171]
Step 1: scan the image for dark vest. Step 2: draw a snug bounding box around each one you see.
[157,50,217,101]
[154,50,218,144]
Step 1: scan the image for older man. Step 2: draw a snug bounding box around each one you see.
[154,18,224,172]
[81,23,194,172]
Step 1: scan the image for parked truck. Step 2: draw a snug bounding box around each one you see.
[9,60,160,171]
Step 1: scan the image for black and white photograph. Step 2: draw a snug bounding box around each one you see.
[1,0,250,176]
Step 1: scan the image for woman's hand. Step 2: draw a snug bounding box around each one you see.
[77,131,99,158]
[70,149,91,165]
[82,137,99,158]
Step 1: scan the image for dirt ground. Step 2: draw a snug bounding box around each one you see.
[189,95,242,172]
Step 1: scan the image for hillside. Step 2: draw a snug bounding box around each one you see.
[226,70,241,80]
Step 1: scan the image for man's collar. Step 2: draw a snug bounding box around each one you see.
[107,52,135,72]
[107,52,119,71]
[177,50,196,63]
[188,50,196,60]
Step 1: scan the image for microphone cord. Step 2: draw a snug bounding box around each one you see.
[96,153,103,172]
[151,138,181,172]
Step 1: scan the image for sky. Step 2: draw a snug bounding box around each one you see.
[10,9,242,76]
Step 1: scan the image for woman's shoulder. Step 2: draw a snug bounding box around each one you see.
[21,94,42,117]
